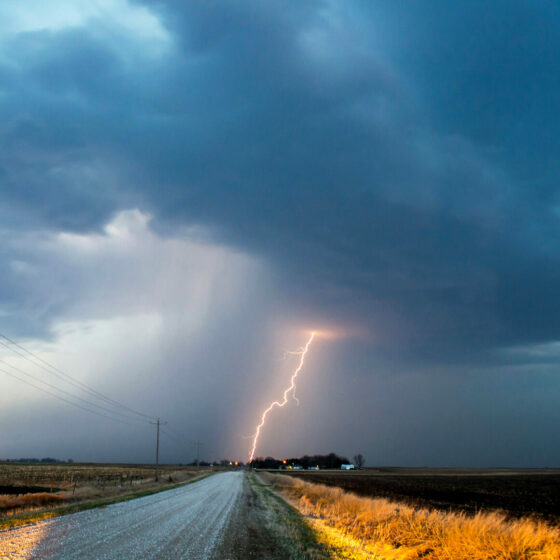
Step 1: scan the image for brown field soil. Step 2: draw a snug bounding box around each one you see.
[0,462,214,525]
[277,468,560,523]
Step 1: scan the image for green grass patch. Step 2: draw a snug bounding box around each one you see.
[0,473,211,531]
[248,471,331,559]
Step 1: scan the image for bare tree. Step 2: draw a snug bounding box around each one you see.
[353,453,365,469]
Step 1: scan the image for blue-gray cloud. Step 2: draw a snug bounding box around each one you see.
[1,0,560,465]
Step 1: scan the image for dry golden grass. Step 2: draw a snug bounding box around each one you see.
[0,492,64,512]
[265,473,560,560]
[0,466,207,520]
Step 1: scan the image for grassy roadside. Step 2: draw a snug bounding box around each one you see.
[248,471,331,559]
[0,472,212,531]
[264,473,560,560]
[255,472,373,560]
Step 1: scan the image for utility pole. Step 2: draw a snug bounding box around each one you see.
[150,418,167,481]
[195,440,202,470]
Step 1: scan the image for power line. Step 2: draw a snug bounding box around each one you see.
[164,424,196,444]
[0,358,149,426]
[160,428,190,446]
[0,365,139,426]
[164,425,210,459]
[0,333,209,459]
[160,429,206,465]
[0,333,156,421]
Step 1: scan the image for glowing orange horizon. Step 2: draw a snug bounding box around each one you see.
[248,332,316,462]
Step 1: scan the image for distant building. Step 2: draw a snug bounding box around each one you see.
[341,464,355,470]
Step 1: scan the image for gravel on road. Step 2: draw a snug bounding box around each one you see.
[1,471,244,559]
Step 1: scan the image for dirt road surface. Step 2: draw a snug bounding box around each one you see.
[0,471,256,559]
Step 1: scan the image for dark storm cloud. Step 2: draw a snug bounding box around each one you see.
[2,0,560,354]
[2,1,560,465]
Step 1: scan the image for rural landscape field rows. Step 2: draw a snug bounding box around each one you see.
[265,472,560,560]
[282,468,560,522]
[2,467,560,559]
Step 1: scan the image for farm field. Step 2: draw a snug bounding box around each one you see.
[264,473,560,560]
[1,471,330,560]
[0,462,210,527]
[280,467,560,523]
[0,461,200,488]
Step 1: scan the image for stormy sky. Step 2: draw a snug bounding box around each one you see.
[1,1,559,467]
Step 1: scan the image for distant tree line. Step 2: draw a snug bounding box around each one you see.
[250,452,353,469]
[2,458,74,463]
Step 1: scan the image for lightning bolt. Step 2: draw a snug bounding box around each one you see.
[248,332,316,462]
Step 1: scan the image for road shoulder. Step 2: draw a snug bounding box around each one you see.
[215,471,330,559]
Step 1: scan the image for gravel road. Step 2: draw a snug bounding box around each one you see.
[1,471,245,559]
